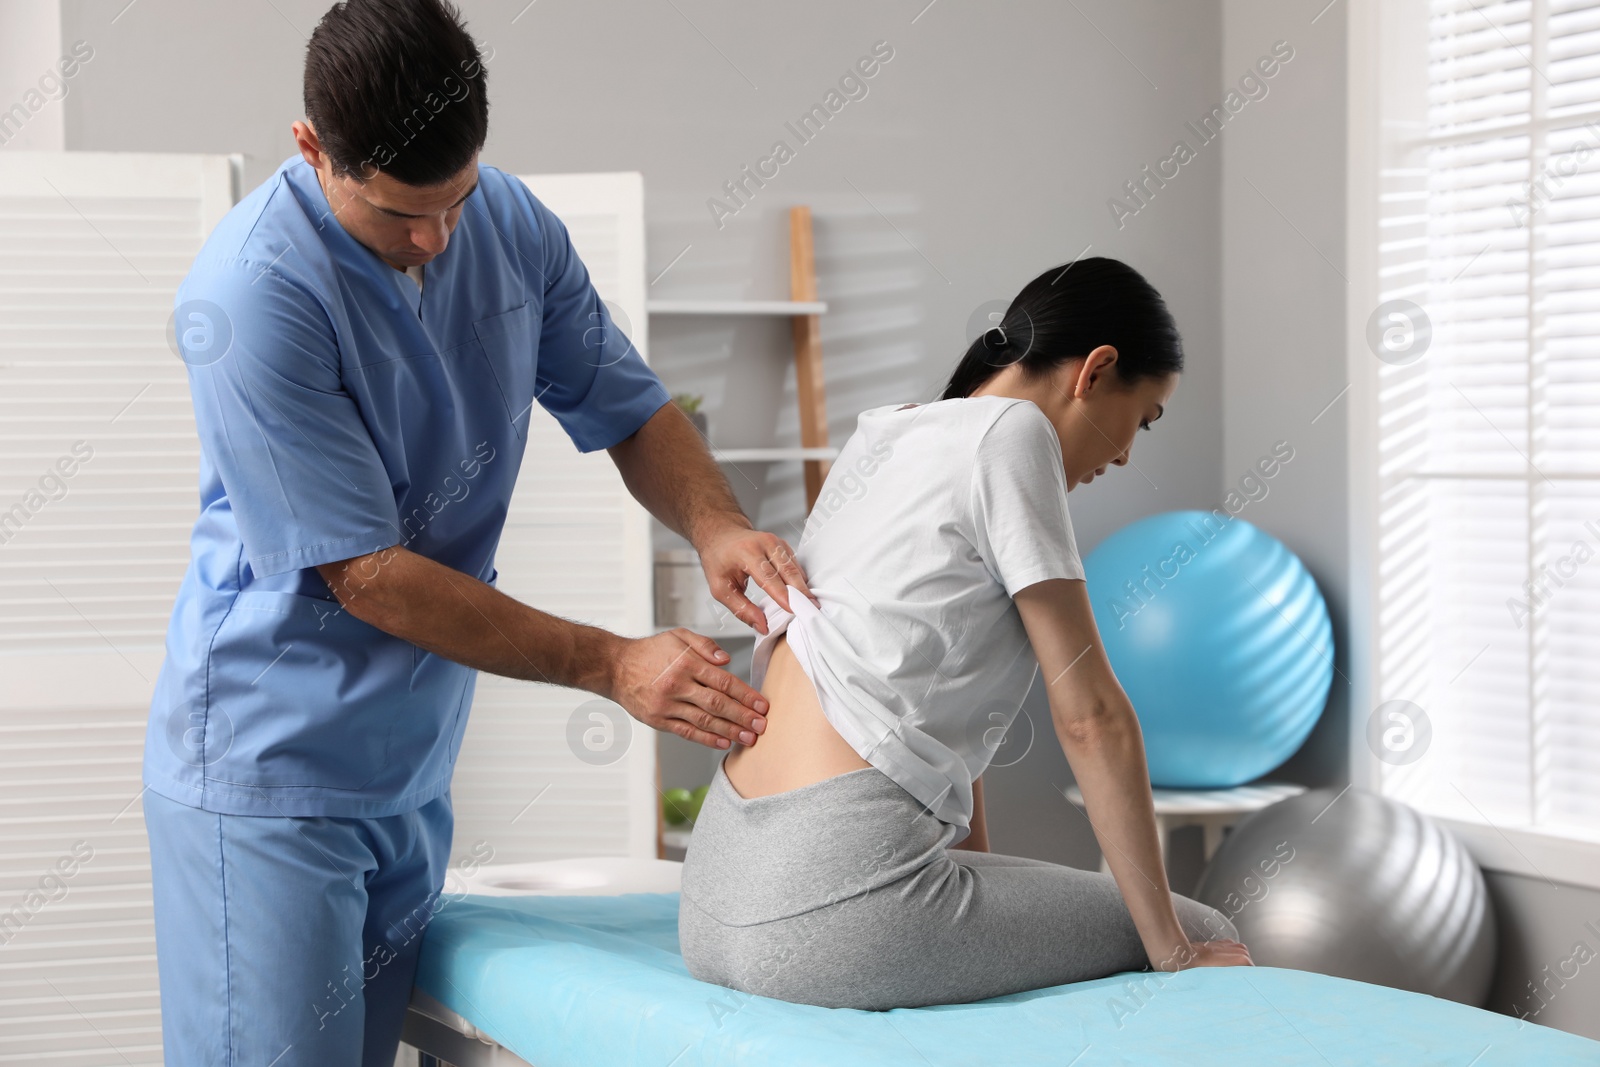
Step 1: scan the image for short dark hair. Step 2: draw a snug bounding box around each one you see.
[941,257,1184,399]
[304,0,489,186]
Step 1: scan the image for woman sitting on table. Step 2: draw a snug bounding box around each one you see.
[677,257,1253,1010]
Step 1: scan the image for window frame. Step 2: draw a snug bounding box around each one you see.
[1345,0,1600,891]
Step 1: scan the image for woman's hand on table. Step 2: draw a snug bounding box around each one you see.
[1154,937,1254,972]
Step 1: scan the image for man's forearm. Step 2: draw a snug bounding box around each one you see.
[317,546,622,695]
[608,401,749,549]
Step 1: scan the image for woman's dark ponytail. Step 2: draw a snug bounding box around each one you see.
[943,325,1019,400]
[940,257,1183,400]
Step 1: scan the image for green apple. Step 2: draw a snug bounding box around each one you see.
[686,783,710,823]
[662,787,694,826]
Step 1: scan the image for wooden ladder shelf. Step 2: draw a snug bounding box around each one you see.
[788,205,832,510]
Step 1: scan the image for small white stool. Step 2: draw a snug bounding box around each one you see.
[1060,781,1307,875]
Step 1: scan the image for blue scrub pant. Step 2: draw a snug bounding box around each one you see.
[143,788,455,1067]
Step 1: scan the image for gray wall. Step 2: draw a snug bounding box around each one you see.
[1219,5,1348,790]
[56,0,1597,1042]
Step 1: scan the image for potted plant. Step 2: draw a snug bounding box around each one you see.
[662,783,710,827]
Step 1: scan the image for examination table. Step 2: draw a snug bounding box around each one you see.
[400,857,1600,1066]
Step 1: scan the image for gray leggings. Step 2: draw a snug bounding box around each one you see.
[678,760,1239,1010]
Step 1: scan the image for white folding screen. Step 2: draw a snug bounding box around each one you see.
[1352,0,1600,877]
[0,150,236,1066]
[445,171,657,868]
[0,158,656,1063]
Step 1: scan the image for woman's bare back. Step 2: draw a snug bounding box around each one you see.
[720,633,869,799]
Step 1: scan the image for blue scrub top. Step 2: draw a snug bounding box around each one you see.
[143,155,672,817]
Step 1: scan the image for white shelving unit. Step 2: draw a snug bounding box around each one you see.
[646,303,837,469]
[648,206,833,504]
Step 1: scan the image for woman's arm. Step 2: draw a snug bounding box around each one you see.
[953,777,990,852]
[1012,578,1195,970]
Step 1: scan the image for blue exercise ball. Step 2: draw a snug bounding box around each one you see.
[1083,510,1333,787]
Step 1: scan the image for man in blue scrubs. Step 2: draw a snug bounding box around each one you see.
[140,2,812,1064]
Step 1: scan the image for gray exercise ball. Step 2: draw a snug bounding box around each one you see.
[1192,786,1497,1006]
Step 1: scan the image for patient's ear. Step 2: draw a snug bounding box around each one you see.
[1070,346,1119,398]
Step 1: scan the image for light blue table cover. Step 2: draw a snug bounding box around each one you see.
[415,892,1600,1066]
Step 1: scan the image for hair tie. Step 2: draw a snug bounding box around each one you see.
[983,324,1008,348]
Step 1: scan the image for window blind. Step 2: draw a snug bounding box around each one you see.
[1372,0,1600,842]
[0,150,237,1067]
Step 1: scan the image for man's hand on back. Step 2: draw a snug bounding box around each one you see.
[603,627,768,749]
[695,522,818,636]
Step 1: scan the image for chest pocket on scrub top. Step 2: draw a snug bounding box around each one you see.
[471,301,537,440]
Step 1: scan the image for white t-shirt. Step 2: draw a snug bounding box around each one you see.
[749,395,1086,831]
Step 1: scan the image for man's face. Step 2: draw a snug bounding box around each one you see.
[294,120,478,271]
